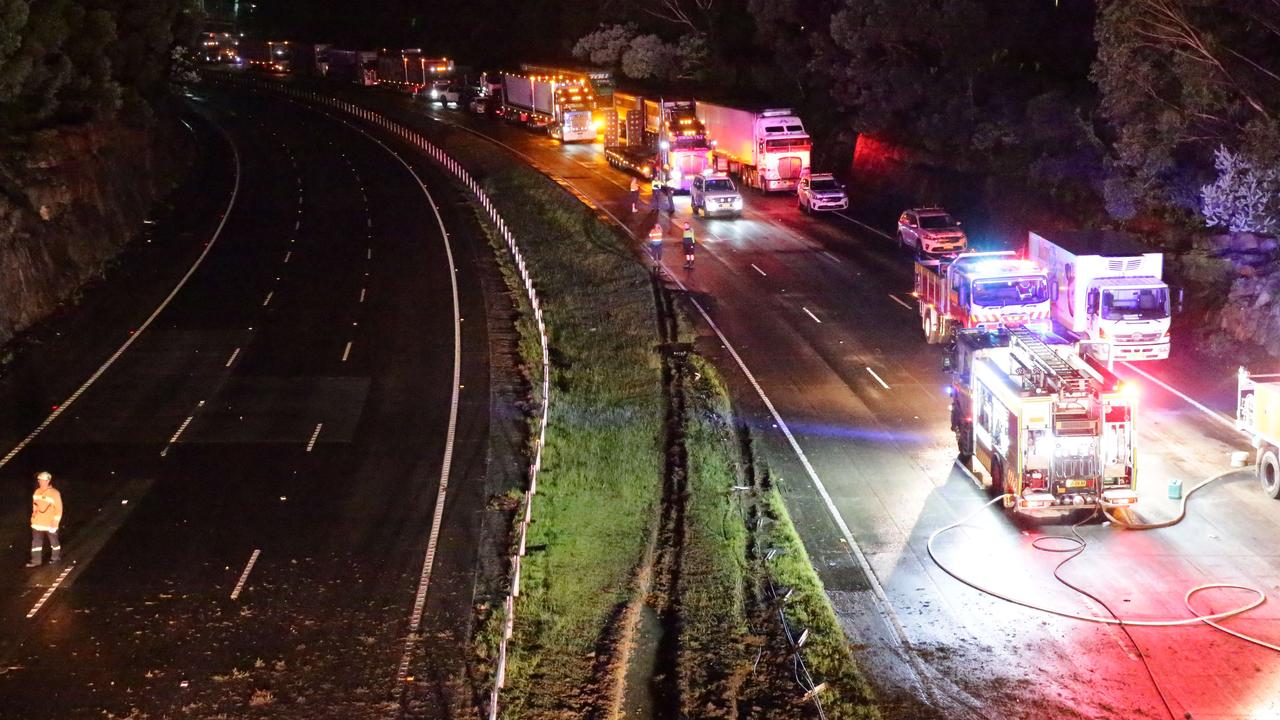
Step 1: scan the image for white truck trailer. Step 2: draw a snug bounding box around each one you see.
[500,71,596,142]
[1028,230,1174,361]
[695,103,810,192]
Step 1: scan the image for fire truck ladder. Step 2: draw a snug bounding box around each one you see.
[1007,325,1091,397]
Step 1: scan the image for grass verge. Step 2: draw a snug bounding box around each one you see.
[318,84,882,719]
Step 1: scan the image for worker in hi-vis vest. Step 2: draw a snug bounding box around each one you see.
[27,471,62,567]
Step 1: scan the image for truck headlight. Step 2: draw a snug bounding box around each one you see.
[670,168,683,182]
[430,88,439,99]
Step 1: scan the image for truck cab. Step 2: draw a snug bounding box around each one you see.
[1029,230,1173,361]
[915,252,1052,344]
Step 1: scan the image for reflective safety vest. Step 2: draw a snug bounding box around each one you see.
[31,487,62,532]
[648,225,664,243]
[682,229,696,245]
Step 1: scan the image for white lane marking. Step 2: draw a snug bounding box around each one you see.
[660,263,934,701]
[296,102,464,688]
[298,196,303,205]
[444,120,940,700]
[262,291,274,307]
[802,307,822,324]
[225,347,241,367]
[866,367,892,390]
[889,294,913,310]
[821,250,843,264]
[1120,362,1237,431]
[295,220,300,230]
[160,411,197,457]
[833,211,894,240]
[341,341,352,362]
[0,116,242,473]
[26,564,75,619]
[750,263,767,277]
[359,287,366,303]
[229,549,261,600]
[367,218,373,228]
[305,423,323,452]
[283,251,292,263]
[366,248,372,260]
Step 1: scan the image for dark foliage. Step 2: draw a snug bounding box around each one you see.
[0,0,199,132]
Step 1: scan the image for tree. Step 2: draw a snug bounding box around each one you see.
[573,24,635,67]
[621,33,678,80]
[1200,145,1280,235]
[1093,0,1280,218]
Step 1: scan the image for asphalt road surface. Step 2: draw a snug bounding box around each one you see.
[0,86,501,719]
[389,96,1280,720]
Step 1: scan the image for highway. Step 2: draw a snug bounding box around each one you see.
[0,86,502,719]
[388,96,1280,720]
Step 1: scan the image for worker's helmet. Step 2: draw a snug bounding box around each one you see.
[683,222,691,230]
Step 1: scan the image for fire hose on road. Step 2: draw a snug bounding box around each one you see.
[927,468,1279,717]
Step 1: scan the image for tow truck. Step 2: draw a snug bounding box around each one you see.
[914,251,1052,344]
[947,325,1138,515]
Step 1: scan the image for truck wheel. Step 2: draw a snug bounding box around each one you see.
[922,310,934,343]
[989,458,1005,497]
[1259,446,1280,499]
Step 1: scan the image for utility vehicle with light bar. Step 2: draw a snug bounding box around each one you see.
[946,325,1139,515]
[914,251,1052,344]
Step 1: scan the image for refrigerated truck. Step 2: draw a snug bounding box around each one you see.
[1028,230,1173,362]
[605,93,709,191]
[500,71,596,142]
[695,103,810,192]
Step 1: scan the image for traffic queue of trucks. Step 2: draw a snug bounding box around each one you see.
[603,94,710,191]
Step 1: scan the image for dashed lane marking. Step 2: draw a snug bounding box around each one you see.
[751,263,767,277]
[821,250,843,264]
[283,251,292,263]
[26,564,75,619]
[866,367,892,390]
[225,347,241,367]
[305,423,323,452]
[160,403,201,457]
[366,248,372,260]
[229,549,261,600]
[262,291,274,307]
[889,294,913,310]
[803,307,822,324]
[0,115,242,472]
[341,341,352,362]
[359,288,366,303]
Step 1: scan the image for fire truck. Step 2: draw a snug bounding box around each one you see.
[915,251,1052,344]
[946,325,1139,515]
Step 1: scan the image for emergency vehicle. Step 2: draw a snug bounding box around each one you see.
[914,251,1052,344]
[946,325,1139,515]
[1236,367,1280,498]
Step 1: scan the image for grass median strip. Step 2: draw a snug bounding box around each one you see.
[329,86,882,719]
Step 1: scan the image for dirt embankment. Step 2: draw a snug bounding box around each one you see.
[0,113,190,347]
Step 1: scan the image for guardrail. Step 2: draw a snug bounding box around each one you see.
[211,76,548,720]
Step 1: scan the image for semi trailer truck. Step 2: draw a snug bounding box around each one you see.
[695,103,810,191]
[605,93,710,191]
[499,70,597,142]
[1028,230,1175,361]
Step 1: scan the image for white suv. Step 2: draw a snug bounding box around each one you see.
[797,173,848,212]
[690,173,743,217]
[897,208,967,255]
